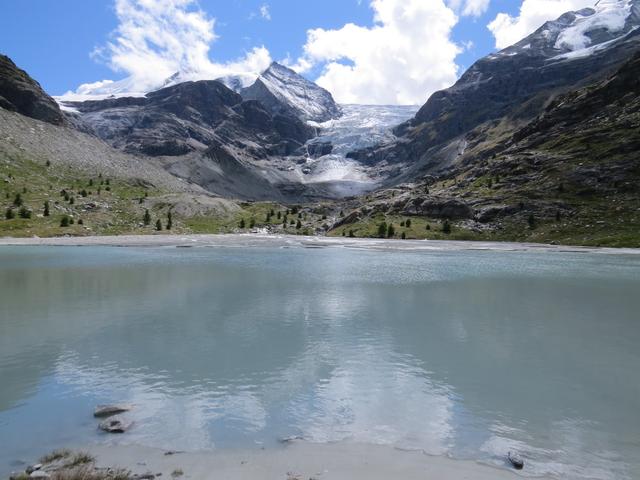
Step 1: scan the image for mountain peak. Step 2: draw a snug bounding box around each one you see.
[241,62,342,123]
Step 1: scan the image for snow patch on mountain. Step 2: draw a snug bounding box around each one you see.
[554,0,633,51]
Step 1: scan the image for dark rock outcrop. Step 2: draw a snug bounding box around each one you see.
[0,54,65,125]
[63,80,315,157]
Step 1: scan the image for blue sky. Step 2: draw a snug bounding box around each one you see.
[0,0,595,104]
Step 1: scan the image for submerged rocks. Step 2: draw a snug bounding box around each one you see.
[99,416,133,433]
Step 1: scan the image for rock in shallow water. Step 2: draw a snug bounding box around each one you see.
[98,415,133,433]
[94,404,132,418]
[508,451,524,470]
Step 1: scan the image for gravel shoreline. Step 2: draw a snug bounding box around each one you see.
[1,233,639,254]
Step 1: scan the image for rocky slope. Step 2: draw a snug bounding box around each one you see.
[62,80,315,158]
[0,54,65,125]
[332,50,640,247]
[349,0,640,181]
[240,62,342,123]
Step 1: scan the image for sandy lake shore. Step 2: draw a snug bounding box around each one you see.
[1,233,639,254]
[79,441,542,480]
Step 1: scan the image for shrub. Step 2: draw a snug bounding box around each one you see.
[405,219,412,228]
[60,216,70,227]
[250,218,256,228]
[80,189,88,197]
[442,220,451,234]
[296,219,302,229]
[78,219,84,225]
[18,207,31,219]
[401,232,406,239]
[349,230,355,238]
[527,214,536,230]
[155,219,162,231]
[239,218,246,229]
[13,193,23,207]
[5,208,15,220]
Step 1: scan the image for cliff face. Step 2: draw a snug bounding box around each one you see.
[0,54,65,125]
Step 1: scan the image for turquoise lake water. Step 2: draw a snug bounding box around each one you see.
[0,245,639,479]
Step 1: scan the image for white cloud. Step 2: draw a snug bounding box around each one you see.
[448,0,491,17]
[260,4,271,20]
[488,0,594,49]
[66,0,272,98]
[290,0,462,105]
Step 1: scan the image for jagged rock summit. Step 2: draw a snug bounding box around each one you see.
[241,62,342,123]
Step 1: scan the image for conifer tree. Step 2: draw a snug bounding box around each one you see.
[156,219,162,231]
[143,209,151,226]
[44,201,50,217]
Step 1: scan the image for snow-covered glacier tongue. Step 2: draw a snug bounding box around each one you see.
[296,104,419,197]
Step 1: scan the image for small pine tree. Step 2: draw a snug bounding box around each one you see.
[5,208,15,220]
[442,219,452,234]
[64,192,70,202]
[60,216,70,227]
[13,193,23,207]
[88,179,94,187]
[250,218,256,228]
[405,219,412,228]
[143,209,151,226]
[349,230,355,238]
[400,221,405,227]
[78,219,84,225]
[81,189,88,197]
[270,209,275,216]
[296,219,302,229]
[527,214,536,230]
[555,210,561,222]
[45,160,51,167]
[277,211,281,220]
[69,218,75,225]
[426,223,431,231]
[138,197,143,204]
[239,218,246,229]
[105,179,110,186]
[69,196,75,205]
[22,187,27,194]
[266,213,271,222]
[290,219,295,225]
[387,224,395,238]
[378,222,387,238]
[401,232,406,239]
[155,219,162,231]
[44,201,50,217]
[167,211,173,230]
[105,186,111,192]
[342,230,346,236]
